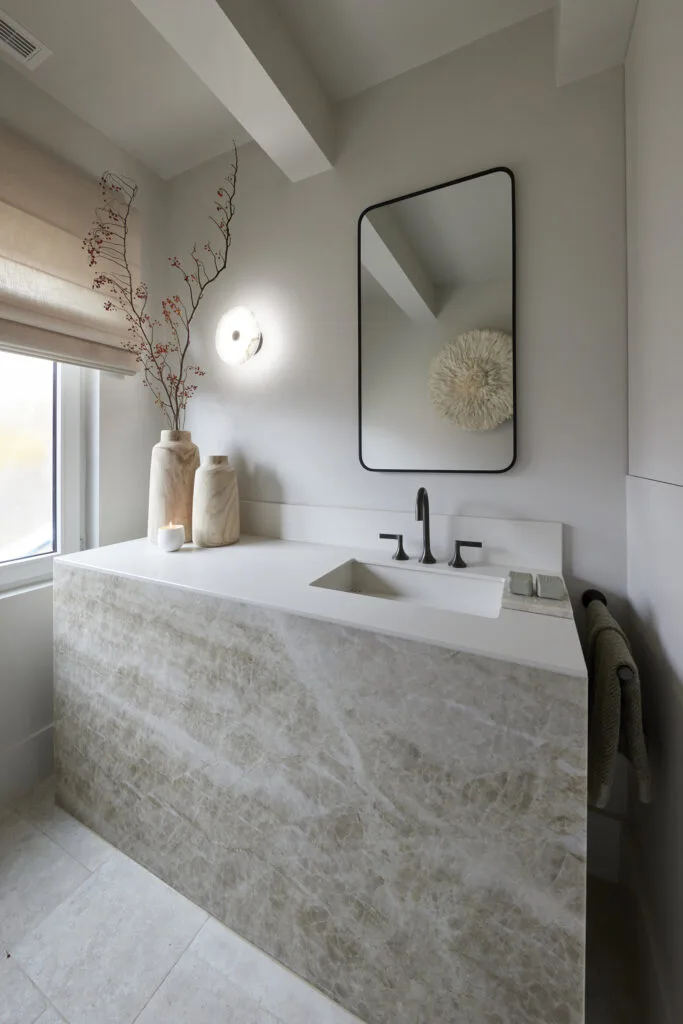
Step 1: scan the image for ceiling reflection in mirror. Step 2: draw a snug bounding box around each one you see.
[359,168,515,473]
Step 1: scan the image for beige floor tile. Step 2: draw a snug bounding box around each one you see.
[0,952,47,1023]
[136,944,280,1024]
[13,851,207,1024]
[0,815,89,948]
[16,782,114,873]
[189,919,363,1024]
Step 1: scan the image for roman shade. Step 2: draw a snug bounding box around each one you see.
[0,127,140,375]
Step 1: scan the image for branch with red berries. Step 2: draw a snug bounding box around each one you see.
[83,145,238,430]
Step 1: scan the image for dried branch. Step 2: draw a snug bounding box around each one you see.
[83,145,239,429]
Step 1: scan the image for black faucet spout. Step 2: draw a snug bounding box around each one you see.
[415,487,436,564]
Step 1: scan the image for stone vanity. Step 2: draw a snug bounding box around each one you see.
[54,535,587,1024]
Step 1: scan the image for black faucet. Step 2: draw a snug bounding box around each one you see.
[449,540,483,569]
[415,487,436,564]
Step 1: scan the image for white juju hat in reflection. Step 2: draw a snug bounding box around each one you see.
[429,328,513,431]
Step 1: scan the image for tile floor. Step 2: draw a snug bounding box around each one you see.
[1,780,644,1024]
[0,780,363,1024]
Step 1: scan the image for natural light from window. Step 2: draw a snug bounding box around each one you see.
[0,351,55,565]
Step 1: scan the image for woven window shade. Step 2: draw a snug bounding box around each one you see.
[0,127,140,374]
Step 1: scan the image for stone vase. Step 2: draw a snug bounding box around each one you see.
[147,430,200,543]
[192,455,240,547]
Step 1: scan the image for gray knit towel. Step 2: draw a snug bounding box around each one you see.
[586,599,651,808]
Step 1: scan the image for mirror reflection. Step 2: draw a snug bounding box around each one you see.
[359,168,515,473]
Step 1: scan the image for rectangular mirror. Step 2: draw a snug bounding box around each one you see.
[358,167,516,473]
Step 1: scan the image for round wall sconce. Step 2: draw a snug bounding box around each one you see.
[215,307,263,365]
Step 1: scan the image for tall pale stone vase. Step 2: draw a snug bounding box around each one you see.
[192,455,240,547]
[148,430,200,543]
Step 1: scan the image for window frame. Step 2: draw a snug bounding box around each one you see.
[0,360,84,593]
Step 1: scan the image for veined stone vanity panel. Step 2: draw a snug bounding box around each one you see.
[54,561,586,1024]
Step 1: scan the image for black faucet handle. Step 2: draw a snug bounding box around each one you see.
[449,540,483,569]
[379,533,409,561]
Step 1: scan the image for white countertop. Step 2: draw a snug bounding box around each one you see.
[58,535,587,677]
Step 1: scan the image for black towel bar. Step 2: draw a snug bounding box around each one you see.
[582,589,635,683]
[582,588,607,607]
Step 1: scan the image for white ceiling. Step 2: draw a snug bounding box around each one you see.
[0,0,638,181]
[555,0,639,85]
[361,170,513,316]
[271,0,554,100]
[392,172,513,287]
[0,0,250,179]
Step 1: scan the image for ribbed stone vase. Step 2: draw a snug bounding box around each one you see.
[192,455,240,547]
[147,430,200,543]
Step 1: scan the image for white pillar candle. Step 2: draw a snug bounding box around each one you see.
[157,523,185,552]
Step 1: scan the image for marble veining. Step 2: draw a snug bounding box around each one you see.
[54,562,587,1024]
[58,537,587,676]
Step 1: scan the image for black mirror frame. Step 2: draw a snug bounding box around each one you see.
[357,165,517,474]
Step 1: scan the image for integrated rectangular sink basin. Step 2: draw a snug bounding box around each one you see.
[311,560,504,619]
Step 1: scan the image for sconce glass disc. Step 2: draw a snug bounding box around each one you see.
[216,307,263,365]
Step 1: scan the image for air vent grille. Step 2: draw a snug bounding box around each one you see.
[0,9,51,69]
[0,19,36,59]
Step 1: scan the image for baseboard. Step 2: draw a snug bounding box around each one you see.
[0,725,53,808]
[622,826,674,1024]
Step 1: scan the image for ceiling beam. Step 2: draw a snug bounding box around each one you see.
[362,209,437,322]
[555,0,639,86]
[129,0,334,181]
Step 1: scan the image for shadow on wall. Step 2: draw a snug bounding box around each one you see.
[624,606,683,1024]
[552,522,628,626]
[628,607,683,818]
[230,447,284,509]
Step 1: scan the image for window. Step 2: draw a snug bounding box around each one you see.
[0,351,83,591]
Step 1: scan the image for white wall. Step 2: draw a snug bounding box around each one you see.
[626,477,683,1023]
[625,0,683,1020]
[0,79,164,804]
[170,12,627,605]
[626,0,683,488]
[95,371,163,547]
[0,585,53,806]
